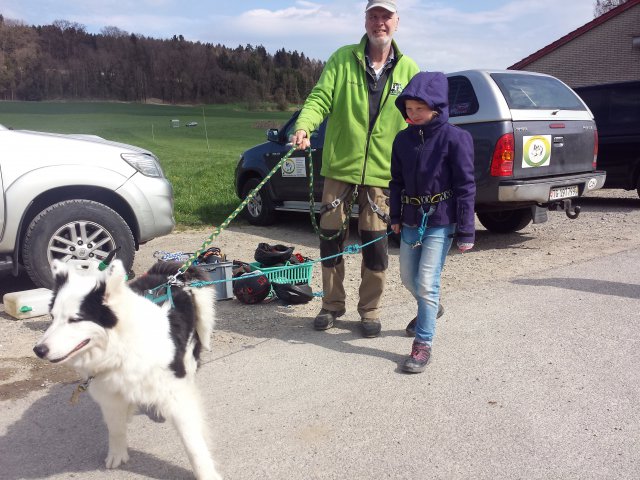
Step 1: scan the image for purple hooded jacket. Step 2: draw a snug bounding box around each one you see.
[389,71,476,243]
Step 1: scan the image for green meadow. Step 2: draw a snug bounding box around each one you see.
[0,102,292,227]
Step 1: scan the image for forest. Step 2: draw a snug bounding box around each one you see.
[0,16,325,107]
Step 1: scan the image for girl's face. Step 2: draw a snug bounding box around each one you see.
[405,99,437,125]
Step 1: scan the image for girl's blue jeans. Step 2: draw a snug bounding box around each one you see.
[399,223,455,343]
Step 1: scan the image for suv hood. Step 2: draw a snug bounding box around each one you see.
[0,127,155,181]
[9,128,151,154]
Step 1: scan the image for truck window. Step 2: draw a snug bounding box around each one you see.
[448,76,480,117]
[574,82,640,137]
[491,73,586,111]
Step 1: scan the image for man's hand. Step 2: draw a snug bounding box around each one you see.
[391,223,401,234]
[290,130,310,150]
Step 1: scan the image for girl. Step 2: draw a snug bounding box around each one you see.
[389,71,476,373]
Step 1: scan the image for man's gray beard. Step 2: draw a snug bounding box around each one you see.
[367,34,392,50]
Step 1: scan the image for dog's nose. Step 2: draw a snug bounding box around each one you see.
[33,344,49,359]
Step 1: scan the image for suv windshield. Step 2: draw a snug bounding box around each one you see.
[491,73,586,110]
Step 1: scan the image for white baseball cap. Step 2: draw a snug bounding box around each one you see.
[365,0,397,13]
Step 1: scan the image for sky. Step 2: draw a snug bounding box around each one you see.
[0,0,598,72]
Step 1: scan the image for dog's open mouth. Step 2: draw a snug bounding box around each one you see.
[50,339,91,363]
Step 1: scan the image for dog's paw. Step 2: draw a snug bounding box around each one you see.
[105,449,129,469]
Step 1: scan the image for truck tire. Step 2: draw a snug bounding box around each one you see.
[477,208,533,234]
[241,177,276,225]
[22,200,135,289]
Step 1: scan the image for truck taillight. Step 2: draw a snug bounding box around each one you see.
[593,130,598,169]
[491,133,514,177]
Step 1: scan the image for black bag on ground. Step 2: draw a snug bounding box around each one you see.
[272,282,314,304]
[254,243,294,267]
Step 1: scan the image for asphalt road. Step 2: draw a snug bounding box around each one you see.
[1,245,638,479]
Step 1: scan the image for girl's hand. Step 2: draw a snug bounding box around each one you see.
[457,242,474,253]
[391,223,401,234]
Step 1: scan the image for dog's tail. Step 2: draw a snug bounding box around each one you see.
[183,263,216,352]
[191,285,215,351]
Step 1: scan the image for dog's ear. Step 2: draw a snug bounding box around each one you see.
[51,260,69,292]
[51,259,68,276]
[103,259,128,299]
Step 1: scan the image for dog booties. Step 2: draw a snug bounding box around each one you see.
[272,282,314,304]
[254,243,294,267]
[233,271,271,304]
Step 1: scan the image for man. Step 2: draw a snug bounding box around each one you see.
[291,0,419,338]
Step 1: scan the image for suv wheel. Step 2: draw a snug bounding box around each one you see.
[241,177,276,225]
[477,208,532,234]
[22,200,135,289]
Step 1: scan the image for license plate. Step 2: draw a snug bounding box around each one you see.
[549,185,578,201]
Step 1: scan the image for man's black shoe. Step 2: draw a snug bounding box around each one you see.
[405,303,444,337]
[313,308,345,330]
[361,318,381,338]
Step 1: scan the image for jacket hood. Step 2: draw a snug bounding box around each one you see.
[395,71,449,124]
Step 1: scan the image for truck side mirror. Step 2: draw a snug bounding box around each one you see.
[267,129,279,142]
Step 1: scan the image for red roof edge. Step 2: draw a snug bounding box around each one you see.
[508,0,640,70]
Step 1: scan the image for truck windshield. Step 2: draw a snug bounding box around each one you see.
[491,73,586,111]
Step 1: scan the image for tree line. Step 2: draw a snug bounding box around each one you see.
[0,16,325,108]
[594,0,630,16]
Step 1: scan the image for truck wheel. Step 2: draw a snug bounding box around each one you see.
[477,208,532,234]
[241,177,276,225]
[22,200,135,289]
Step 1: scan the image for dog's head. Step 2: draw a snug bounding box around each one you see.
[33,259,129,366]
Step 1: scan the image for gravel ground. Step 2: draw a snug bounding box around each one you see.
[1,187,639,401]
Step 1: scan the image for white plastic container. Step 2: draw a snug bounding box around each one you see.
[3,288,52,319]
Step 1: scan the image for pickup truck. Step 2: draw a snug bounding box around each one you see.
[235,69,606,233]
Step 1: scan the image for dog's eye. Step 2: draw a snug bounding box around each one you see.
[69,315,84,323]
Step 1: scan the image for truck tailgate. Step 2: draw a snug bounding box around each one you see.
[511,119,596,179]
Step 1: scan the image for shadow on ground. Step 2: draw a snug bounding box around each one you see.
[0,384,195,480]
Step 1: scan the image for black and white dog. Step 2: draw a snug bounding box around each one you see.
[33,259,222,480]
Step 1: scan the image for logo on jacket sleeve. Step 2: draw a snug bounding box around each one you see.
[389,83,403,95]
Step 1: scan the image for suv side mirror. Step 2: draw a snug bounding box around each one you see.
[267,128,279,143]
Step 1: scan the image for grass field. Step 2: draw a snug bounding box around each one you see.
[0,102,293,227]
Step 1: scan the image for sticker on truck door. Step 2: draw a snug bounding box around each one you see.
[281,157,307,177]
[522,135,551,168]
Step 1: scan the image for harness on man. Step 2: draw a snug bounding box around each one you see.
[318,185,391,225]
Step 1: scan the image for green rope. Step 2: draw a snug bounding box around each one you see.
[174,146,301,278]
[146,143,390,303]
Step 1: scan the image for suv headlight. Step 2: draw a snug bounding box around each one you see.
[121,153,165,178]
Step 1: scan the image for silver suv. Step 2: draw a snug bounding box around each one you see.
[0,125,175,288]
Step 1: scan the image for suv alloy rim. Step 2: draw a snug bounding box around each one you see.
[46,220,117,266]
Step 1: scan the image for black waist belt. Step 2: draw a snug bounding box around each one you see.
[401,190,453,205]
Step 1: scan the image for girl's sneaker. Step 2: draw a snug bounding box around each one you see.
[402,341,431,373]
